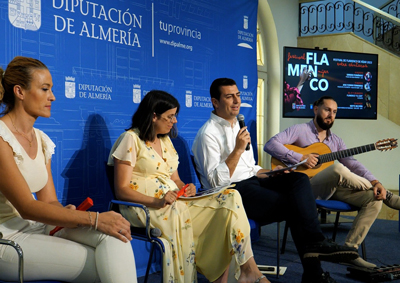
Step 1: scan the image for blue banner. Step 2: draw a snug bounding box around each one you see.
[1,0,258,274]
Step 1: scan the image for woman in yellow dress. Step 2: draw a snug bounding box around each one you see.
[108,90,269,283]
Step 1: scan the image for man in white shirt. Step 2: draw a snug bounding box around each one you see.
[192,78,358,283]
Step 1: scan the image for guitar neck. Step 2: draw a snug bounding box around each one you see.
[319,143,376,164]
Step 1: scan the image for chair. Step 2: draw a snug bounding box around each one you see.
[0,233,63,283]
[281,199,366,259]
[0,232,23,283]
[105,164,164,283]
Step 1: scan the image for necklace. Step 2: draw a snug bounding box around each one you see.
[10,115,34,147]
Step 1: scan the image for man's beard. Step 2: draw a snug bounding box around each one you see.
[316,114,334,130]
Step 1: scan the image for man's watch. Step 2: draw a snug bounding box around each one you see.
[371,180,381,186]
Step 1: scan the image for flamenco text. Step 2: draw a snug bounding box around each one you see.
[287,52,330,92]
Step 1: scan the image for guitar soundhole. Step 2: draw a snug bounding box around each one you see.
[313,164,322,169]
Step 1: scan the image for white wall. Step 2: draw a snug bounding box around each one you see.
[266,0,298,49]
[263,0,400,190]
[258,0,299,163]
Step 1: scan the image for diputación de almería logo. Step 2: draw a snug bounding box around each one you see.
[9,0,41,31]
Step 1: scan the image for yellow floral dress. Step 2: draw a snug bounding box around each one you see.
[108,129,252,283]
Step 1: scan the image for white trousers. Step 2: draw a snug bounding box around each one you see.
[0,217,137,283]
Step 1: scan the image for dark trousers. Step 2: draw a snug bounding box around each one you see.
[233,172,325,277]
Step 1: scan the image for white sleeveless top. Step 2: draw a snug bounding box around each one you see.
[0,120,55,224]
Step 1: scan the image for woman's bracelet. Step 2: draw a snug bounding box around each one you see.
[88,211,93,229]
[95,212,99,231]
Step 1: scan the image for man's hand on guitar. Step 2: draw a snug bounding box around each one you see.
[302,153,319,168]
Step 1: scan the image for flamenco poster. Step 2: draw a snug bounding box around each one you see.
[283,46,378,119]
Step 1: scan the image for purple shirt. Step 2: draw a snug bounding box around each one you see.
[264,120,376,181]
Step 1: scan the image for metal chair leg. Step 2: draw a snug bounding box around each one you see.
[332,211,341,241]
[276,222,280,279]
[361,241,367,260]
[144,241,164,283]
[153,241,164,283]
[0,238,24,283]
[281,222,289,254]
[144,243,155,283]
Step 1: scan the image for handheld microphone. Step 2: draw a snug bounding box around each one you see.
[237,114,250,151]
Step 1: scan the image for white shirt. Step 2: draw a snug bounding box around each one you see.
[192,112,262,189]
[0,121,55,224]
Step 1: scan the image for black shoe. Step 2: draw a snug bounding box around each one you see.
[304,239,359,263]
[302,272,337,283]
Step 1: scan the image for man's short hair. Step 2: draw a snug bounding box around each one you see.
[210,78,237,101]
[313,95,335,107]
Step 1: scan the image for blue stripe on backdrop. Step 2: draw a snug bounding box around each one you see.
[0,0,258,278]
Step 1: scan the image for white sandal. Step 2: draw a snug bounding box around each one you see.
[254,275,266,283]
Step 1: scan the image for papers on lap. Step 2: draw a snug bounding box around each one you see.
[179,184,236,199]
[261,159,308,176]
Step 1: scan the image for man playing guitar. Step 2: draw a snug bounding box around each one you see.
[264,96,400,269]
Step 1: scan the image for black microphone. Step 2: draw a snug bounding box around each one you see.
[237,114,250,151]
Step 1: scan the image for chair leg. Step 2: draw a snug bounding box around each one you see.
[361,241,367,260]
[320,208,327,223]
[155,242,164,283]
[0,239,24,283]
[281,222,289,254]
[332,212,341,241]
[276,222,280,279]
[144,243,156,283]
[18,248,23,283]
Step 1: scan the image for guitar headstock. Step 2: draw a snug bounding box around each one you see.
[375,138,398,151]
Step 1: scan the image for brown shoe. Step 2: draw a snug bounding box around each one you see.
[347,257,377,268]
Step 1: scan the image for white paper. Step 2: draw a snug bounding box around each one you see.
[179,184,236,199]
[261,159,308,176]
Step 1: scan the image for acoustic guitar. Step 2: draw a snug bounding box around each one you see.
[271,138,398,177]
